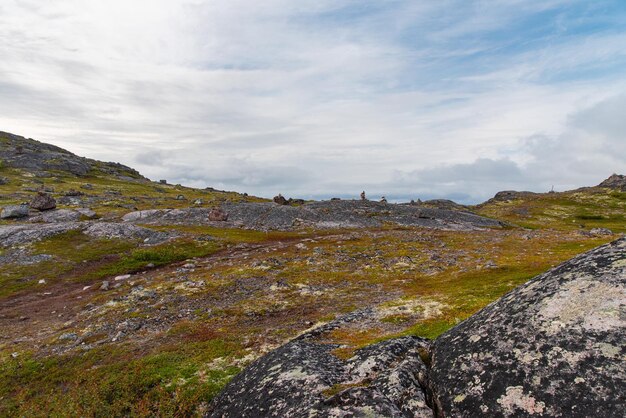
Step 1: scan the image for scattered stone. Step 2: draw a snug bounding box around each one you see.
[183,263,196,269]
[114,274,131,281]
[58,333,78,341]
[273,194,288,205]
[75,208,97,219]
[1,204,29,219]
[208,207,229,222]
[590,227,613,236]
[100,281,110,291]
[80,183,94,190]
[65,189,84,196]
[159,179,167,184]
[30,192,56,211]
[175,194,186,200]
[38,279,46,284]
[11,352,19,359]
[0,176,8,185]
[193,199,203,205]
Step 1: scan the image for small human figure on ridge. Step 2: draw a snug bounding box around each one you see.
[360,191,366,200]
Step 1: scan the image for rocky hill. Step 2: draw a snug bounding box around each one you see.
[0,131,623,416]
[0,131,144,179]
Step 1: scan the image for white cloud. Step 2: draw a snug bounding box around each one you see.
[0,0,624,202]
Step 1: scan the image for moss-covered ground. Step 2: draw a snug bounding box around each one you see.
[1,158,623,416]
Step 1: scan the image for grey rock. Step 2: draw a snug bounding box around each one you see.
[81,183,94,190]
[209,239,626,418]
[1,204,29,219]
[30,192,56,211]
[100,281,110,291]
[123,200,503,231]
[429,238,626,417]
[0,176,8,185]
[208,311,432,417]
[0,223,82,247]
[58,332,78,341]
[0,131,146,179]
[28,209,81,223]
[598,173,626,191]
[589,227,613,236]
[83,222,171,244]
[75,208,97,219]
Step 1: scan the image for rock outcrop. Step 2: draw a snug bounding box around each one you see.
[1,204,29,219]
[209,311,433,417]
[123,200,503,231]
[429,237,626,417]
[598,173,626,191]
[0,131,145,179]
[208,238,626,417]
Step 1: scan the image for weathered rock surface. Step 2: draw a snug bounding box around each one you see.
[27,209,82,223]
[0,130,145,179]
[0,222,172,247]
[29,192,57,211]
[429,237,626,417]
[0,223,81,247]
[598,173,626,191]
[208,207,229,221]
[209,238,625,417]
[1,204,29,219]
[208,310,433,417]
[123,200,503,231]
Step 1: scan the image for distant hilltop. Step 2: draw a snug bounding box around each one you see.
[0,131,144,180]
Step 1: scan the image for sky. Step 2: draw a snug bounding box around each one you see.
[1,0,625,203]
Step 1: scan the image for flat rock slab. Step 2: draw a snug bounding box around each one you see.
[208,310,433,418]
[123,201,503,231]
[429,237,626,417]
[0,222,172,247]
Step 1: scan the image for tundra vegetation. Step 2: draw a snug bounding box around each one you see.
[0,132,623,416]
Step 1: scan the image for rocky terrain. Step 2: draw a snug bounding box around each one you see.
[209,238,625,417]
[0,131,624,416]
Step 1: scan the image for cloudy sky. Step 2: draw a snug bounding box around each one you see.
[1,0,625,203]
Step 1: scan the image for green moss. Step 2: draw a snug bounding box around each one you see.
[0,338,241,417]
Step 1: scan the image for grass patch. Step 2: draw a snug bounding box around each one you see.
[0,337,242,417]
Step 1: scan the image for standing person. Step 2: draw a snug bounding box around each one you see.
[360,191,366,200]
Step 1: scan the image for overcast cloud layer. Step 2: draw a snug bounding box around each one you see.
[1,0,625,203]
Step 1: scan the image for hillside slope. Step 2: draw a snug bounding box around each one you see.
[0,131,622,416]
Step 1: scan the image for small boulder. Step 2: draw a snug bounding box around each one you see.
[75,208,97,219]
[175,194,186,200]
[64,189,84,197]
[273,194,288,205]
[1,204,29,219]
[0,177,8,185]
[30,192,56,211]
[590,227,613,236]
[100,281,110,291]
[208,207,229,222]
[80,183,94,190]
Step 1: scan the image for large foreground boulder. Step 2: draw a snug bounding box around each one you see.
[208,311,433,417]
[208,238,625,417]
[429,237,626,417]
